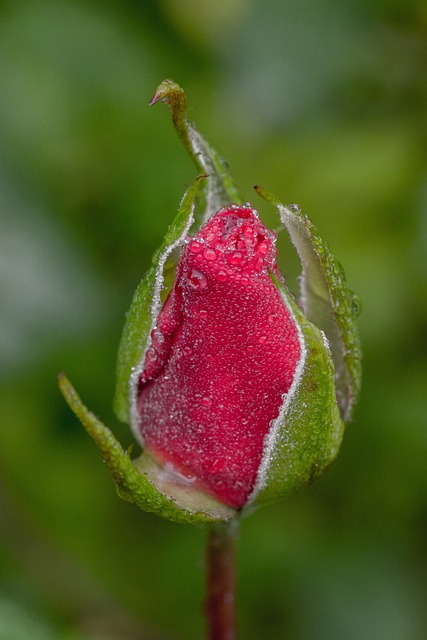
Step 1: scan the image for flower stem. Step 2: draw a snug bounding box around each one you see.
[205,520,238,640]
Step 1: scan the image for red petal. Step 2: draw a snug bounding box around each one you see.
[137,205,301,508]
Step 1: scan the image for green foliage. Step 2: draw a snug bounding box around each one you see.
[256,186,362,422]
[253,274,344,507]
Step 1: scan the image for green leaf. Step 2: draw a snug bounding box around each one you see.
[250,275,344,507]
[58,374,235,524]
[150,79,242,224]
[255,186,361,422]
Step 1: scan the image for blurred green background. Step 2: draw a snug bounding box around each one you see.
[1,0,426,638]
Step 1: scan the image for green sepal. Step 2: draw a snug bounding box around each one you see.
[58,374,236,524]
[114,175,205,425]
[250,276,344,507]
[150,79,242,224]
[255,186,361,422]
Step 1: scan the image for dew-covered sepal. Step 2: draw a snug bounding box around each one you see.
[255,186,362,422]
[149,79,242,225]
[114,175,206,426]
[58,374,235,524]
[249,275,344,508]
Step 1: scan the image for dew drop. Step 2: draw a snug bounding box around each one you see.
[217,269,228,282]
[204,247,216,261]
[151,328,164,344]
[189,240,202,254]
[258,240,269,255]
[267,314,276,324]
[289,203,301,213]
[247,344,254,353]
[199,309,208,319]
[201,395,212,407]
[243,202,251,208]
[259,335,267,344]
[228,251,243,265]
[183,346,192,356]
[189,269,208,289]
[351,293,362,317]
[146,347,158,361]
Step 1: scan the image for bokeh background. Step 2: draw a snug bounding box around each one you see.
[1,1,427,638]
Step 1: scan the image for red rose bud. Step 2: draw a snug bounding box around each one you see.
[136,204,301,508]
[58,80,360,525]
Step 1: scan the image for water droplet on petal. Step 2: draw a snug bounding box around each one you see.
[204,247,216,261]
[189,269,208,289]
[228,251,243,265]
[258,240,269,255]
[201,395,212,407]
[152,328,164,343]
[289,204,301,213]
[217,269,228,282]
[199,309,208,319]
[189,240,202,254]
[259,335,267,344]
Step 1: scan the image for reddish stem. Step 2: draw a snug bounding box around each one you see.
[205,521,238,640]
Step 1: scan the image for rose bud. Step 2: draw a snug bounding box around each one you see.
[58,80,361,524]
